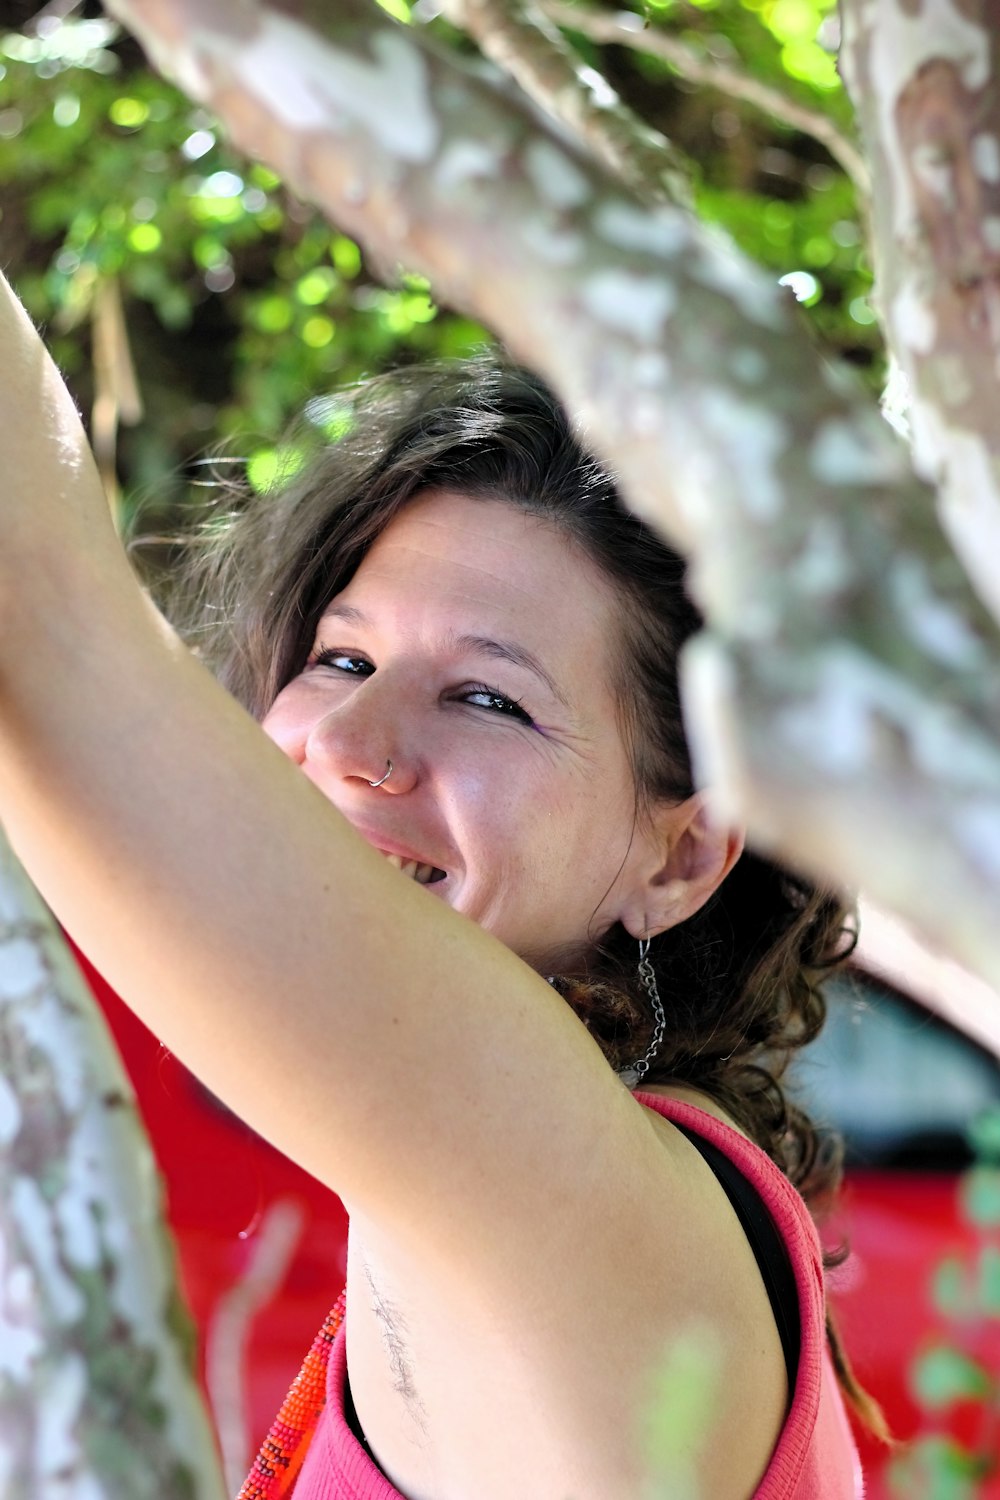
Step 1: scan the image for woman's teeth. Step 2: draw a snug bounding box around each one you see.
[383,853,444,885]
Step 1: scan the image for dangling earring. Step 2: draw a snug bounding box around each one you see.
[618,937,667,1089]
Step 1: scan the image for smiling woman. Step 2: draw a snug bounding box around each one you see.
[260,489,683,967]
[0,280,868,1500]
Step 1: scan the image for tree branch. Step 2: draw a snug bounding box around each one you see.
[840,0,1000,629]
[436,0,692,207]
[104,0,1000,991]
[0,832,225,1499]
[539,1,872,199]
[205,1200,304,1493]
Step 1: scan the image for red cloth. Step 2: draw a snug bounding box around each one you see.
[293,1094,863,1498]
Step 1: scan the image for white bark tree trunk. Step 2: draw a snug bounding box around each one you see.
[104,0,1000,992]
[840,0,1000,629]
[0,829,225,1499]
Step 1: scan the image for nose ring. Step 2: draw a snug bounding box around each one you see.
[368,759,393,788]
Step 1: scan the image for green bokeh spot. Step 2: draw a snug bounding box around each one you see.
[301,314,336,348]
[644,1327,722,1490]
[802,234,834,266]
[960,1166,1000,1227]
[109,96,148,128]
[250,163,281,191]
[331,236,362,278]
[976,1245,1000,1316]
[253,293,294,334]
[968,1106,1000,1162]
[762,200,793,245]
[888,1435,986,1500]
[296,267,337,305]
[246,445,307,494]
[436,317,492,358]
[306,397,354,443]
[190,194,244,226]
[128,223,161,254]
[192,235,228,271]
[911,1345,993,1410]
[769,0,821,40]
[781,39,839,89]
[373,0,412,21]
[931,1256,970,1320]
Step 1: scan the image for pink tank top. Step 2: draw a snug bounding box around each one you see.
[266,1094,863,1499]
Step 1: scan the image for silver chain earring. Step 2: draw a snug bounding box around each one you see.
[618,937,666,1089]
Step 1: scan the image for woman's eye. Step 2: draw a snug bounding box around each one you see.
[310,648,373,676]
[463,686,534,725]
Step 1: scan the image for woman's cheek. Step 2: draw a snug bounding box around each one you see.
[261,701,305,760]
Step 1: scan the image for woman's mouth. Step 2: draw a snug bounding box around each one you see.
[382,853,447,886]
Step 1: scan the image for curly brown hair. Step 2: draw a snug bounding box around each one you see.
[163,353,884,1437]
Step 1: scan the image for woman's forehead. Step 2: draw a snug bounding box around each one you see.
[333,488,617,630]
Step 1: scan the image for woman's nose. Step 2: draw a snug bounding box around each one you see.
[304,674,418,793]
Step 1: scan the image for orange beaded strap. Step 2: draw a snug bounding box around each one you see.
[238,1288,347,1500]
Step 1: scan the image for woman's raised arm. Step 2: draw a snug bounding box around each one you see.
[0,271,641,1239]
[0,271,126,605]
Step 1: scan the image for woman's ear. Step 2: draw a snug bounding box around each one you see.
[619,793,744,940]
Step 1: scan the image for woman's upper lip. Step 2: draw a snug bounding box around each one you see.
[298,767,449,871]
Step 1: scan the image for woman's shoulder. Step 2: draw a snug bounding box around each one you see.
[634,1083,826,1273]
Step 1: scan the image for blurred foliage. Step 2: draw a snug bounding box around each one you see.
[888,1107,1000,1498]
[0,1,877,529]
[642,1324,723,1498]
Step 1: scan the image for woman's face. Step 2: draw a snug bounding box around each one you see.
[262,488,672,972]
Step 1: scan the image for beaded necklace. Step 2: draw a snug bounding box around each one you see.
[237,1288,346,1500]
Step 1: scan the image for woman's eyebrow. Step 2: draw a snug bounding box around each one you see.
[319,603,366,628]
[453,633,569,708]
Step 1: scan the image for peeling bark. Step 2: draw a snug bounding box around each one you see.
[437,0,693,207]
[0,829,225,1499]
[841,0,1000,627]
[99,0,1000,989]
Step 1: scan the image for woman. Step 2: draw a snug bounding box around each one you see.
[0,271,865,1498]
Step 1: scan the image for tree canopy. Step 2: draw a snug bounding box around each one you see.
[0,0,878,531]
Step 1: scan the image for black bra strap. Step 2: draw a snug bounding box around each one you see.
[343,1368,378,1464]
[671,1120,801,1391]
